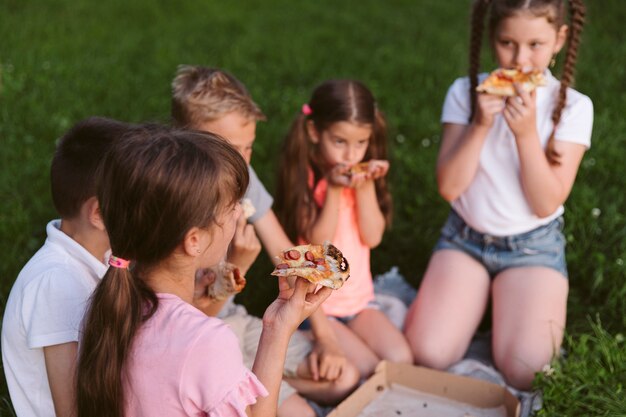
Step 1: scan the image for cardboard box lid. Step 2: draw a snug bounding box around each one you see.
[328,361,520,417]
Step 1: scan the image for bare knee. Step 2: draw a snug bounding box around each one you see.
[495,355,537,390]
[355,355,380,379]
[410,337,463,370]
[381,341,414,365]
[318,363,360,405]
[493,342,556,390]
[277,394,316,417]
[334,362,360,394]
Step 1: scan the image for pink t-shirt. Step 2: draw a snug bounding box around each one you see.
[124,293,268,417]
[311,178,375,317]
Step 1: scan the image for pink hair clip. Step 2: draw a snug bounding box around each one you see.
[301,103,313,116]
[109,255,131,269]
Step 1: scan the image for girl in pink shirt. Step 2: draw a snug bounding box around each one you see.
[275,80,413,378]
[76,126,331,417]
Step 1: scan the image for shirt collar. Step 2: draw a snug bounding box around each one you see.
[46,219,108,279]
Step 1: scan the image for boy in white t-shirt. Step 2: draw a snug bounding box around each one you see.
[1,117,132,417]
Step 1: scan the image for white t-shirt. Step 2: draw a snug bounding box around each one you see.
[441,71,593,235]
[1,220,107,417]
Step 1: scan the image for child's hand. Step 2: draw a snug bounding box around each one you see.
[503,84,537,140]
[308,336,348,382]
[327,163,351,187]
[473,92,505,128]
[226,214,261,275]
[365,159,389,180]
[262,277,332,335]
[192,267,218,312]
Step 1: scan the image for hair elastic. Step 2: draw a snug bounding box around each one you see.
[301,103,313,116]
[109,255,130,269]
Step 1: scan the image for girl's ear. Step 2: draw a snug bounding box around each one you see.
[86,196,106,232]
[306,120,319,144]
[182,227,207,257]
[554,24,568,54]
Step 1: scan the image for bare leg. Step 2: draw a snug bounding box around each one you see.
[492,267,568,390]
[348,309,413,364]
[404,250,490,369]
[277,393,316,417]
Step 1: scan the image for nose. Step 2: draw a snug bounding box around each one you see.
[513,45,531,68]
[345,145,359,164]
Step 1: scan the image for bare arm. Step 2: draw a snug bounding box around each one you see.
[307,184,343,245]
[253,209,294,263]
[250,278,332,417]
[354,180,385,248]
[437,93,505,202]
[504,87,587,216]
[44,342,78,417]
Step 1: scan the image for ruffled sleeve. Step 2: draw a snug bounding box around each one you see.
[179,320,268,416]
[207,369,268,417]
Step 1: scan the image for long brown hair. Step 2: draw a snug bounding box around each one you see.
[76,126,248,417]
[469,0,586,163]
[275,79,392,242]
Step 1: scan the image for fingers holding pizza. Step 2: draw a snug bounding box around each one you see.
[271,242,350,290]
[327,160,390,188]
[475,67,544,128]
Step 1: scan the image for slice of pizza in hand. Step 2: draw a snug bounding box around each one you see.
[271,242,350,290]
[348,162,370,177]
[476,67,546,96]
[204,261,247,301]
[241,198,256,220]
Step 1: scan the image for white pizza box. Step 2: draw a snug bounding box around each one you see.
[328,361,520,417]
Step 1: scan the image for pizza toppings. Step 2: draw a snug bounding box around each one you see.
[197,261,247,301]
[271,242,350,290]
[476,67,546,96]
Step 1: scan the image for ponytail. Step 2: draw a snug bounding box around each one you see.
[77,266,158,417]
[275,113,317,242]
[75,127,248,417]
[469,0,491,122]
[546,0,586,164]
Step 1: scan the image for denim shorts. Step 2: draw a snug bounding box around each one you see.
[434,210,568,278]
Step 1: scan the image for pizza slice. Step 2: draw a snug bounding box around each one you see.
[271,242,350,290]
[348,162,370,176]
[241,198,256,220]
[476,68,546,96]
[198,261,247,301]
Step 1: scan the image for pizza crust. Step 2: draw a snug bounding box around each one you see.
[271,242,350,290]
[204,262,246,301]
[476,68,546,96]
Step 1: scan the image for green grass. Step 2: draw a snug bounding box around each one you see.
[1,0,625,415]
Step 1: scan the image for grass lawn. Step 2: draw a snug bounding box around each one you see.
[1,0,624,415]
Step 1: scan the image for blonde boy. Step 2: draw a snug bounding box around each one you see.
[171,66,359,417]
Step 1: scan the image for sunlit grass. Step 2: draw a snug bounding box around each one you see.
[1,0,624,415]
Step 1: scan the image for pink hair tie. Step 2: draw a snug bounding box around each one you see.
[109,255,130,269]
[301,103,313,116]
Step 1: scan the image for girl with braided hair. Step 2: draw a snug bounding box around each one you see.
[404,0,592,390]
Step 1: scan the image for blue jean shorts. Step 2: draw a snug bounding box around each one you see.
[434,210,568,278]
